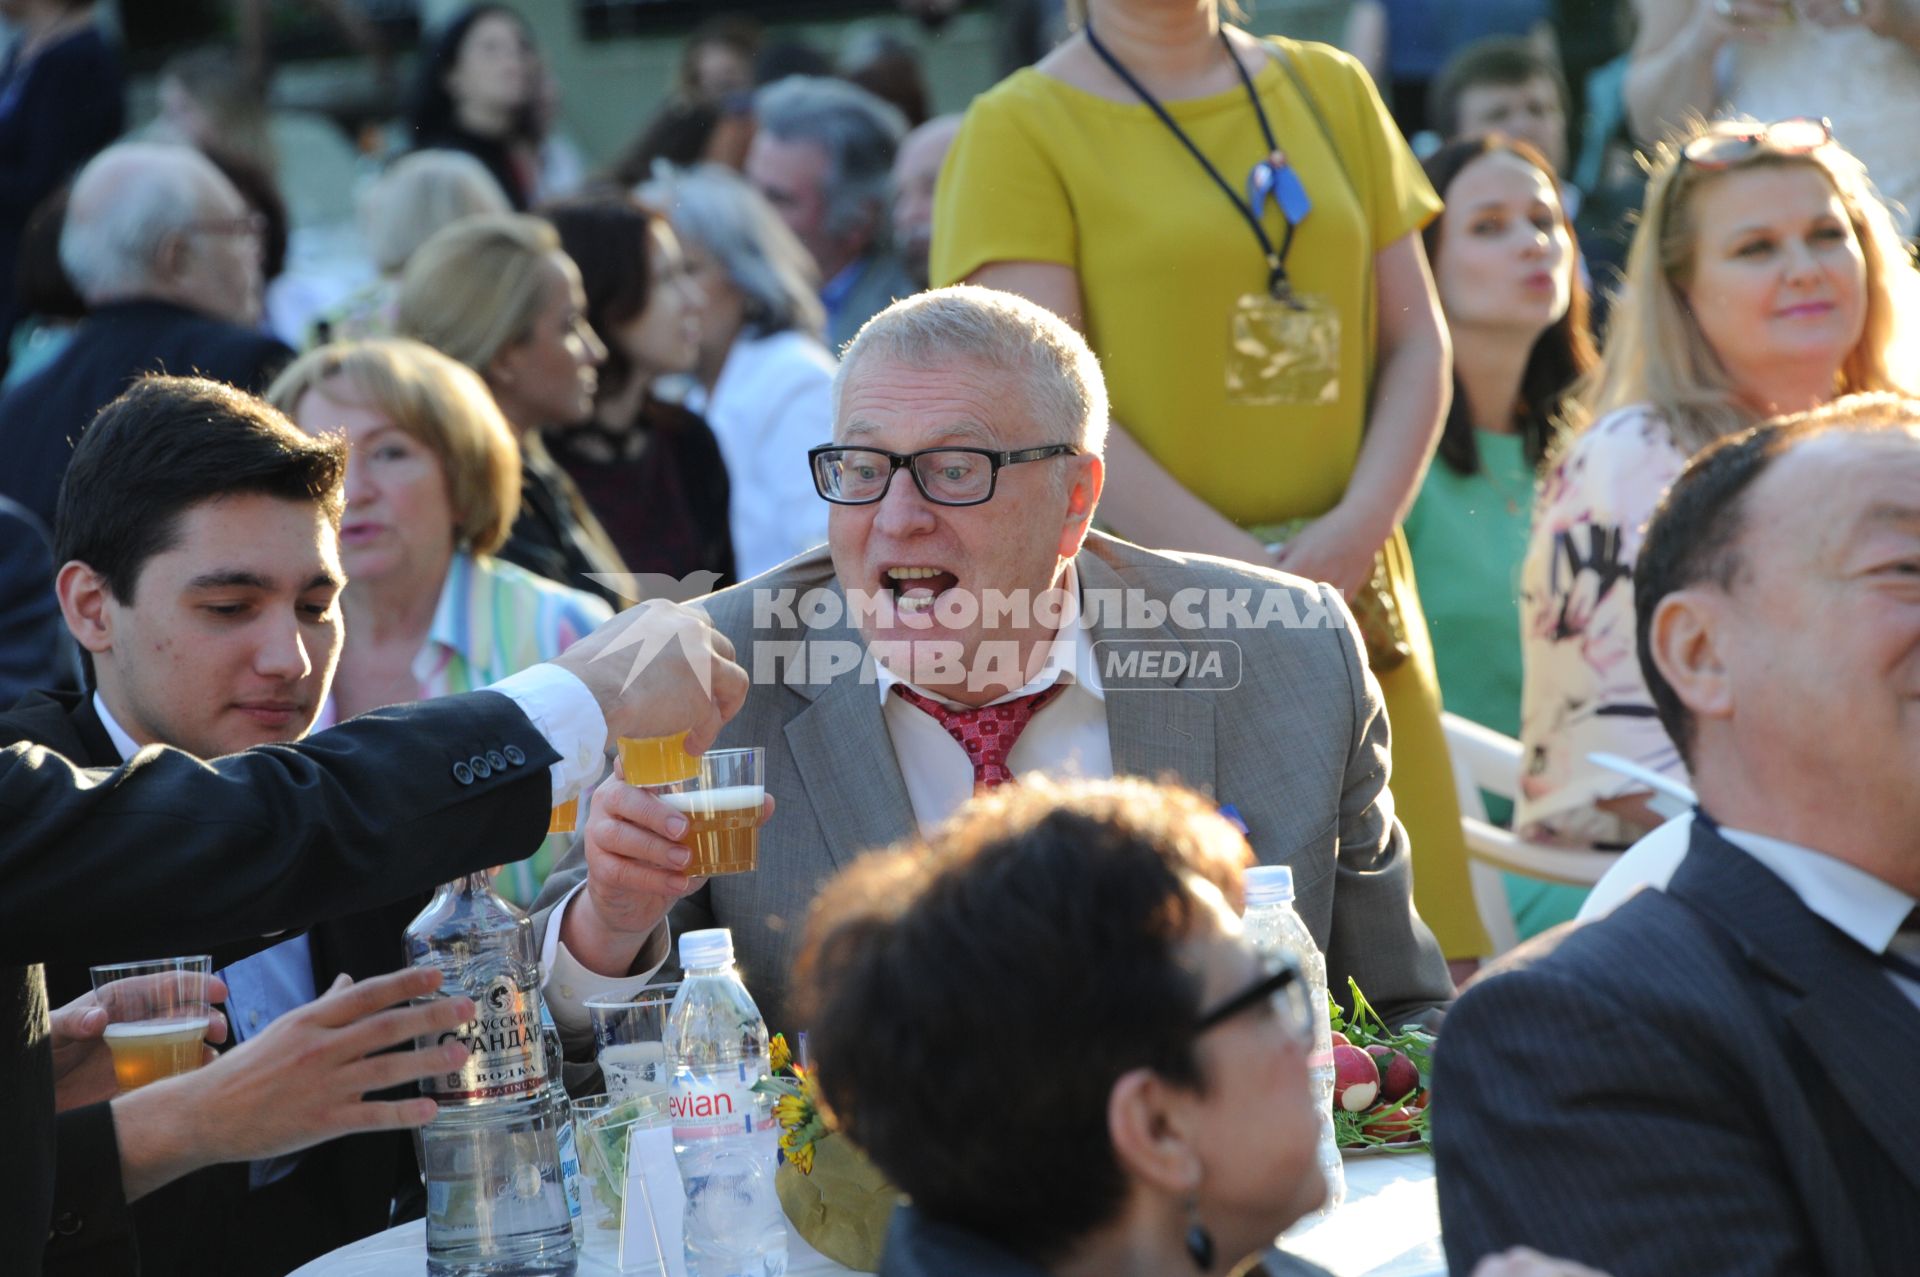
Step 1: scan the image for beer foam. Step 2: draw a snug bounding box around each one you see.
[104,1018,206,1039]
[657,785,763,814]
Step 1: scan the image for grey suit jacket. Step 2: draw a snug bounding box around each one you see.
[536,534,1451,1036]
[1435,816,1920,1277]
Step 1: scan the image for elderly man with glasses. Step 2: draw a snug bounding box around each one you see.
[529,285,1454,1039]
[0,141,288,532]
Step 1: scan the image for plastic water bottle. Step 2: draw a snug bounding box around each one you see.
[1242,865,1346,1220]
[665,929,789,1277]
[540,1011,586,1248]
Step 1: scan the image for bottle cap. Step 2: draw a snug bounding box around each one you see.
[1244,864,1295,908]
[679,928,735,970]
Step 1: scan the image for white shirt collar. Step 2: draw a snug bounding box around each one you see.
[1718,825,1918,957]
[872,561,1105,709]
[92,690,141,764]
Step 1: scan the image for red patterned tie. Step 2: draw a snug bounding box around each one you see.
[891,682,1068,789]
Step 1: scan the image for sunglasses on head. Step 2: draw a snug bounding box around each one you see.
[1678,117,1832,171]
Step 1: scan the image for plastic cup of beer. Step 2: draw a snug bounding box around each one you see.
[89,956,215,1091]
[548,797,580,834]
[588,984,678,1106]
[617,731,699,788]
[658,747,764,876]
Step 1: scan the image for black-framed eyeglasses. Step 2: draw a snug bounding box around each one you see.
[1677,116,1831,171]
[808,443,1083,508]
[1194,955,1312,1042]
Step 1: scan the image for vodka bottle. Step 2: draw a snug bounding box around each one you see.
[1242,865,1346,1220]
[665,929,789,1277]
[407,872,577,1276]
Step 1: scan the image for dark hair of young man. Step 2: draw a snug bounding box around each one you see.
[1428,37,1570,142]
[795,778,1250,1265]
[1420,135,1599,476]
[53,374,347,605]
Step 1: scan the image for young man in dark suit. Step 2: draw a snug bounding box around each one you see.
[1436,396,1920,1276]
[4,374,424,1276]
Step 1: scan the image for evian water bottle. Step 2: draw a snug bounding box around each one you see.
[665,928,788,1277]
[406,872,577,1275]
[1242,865,1346,1222]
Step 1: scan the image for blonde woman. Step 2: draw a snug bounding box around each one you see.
[267,337,611,902]
[397,211,630,608]
[1517,117,1920,851]
[305,150,511,348]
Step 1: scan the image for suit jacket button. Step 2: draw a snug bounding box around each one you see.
[470,755,493,779]
[503,744,526,766]
[486,750,508,771]
[50,1211,81,1237]
[453,761,474,785]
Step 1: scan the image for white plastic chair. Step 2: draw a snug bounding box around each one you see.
[1585,751,1696,820]
[1576,814,1696,921]
[1571,753,1697,920]
[1440,713,1621,956]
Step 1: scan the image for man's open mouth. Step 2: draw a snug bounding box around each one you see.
[884,565,960,614]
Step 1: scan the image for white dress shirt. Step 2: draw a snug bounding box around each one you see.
[1720,826,1920,1010]
[874,565,1114,831]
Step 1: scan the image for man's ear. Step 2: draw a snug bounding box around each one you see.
[1648,589,1732,726]
[150,229,189,287]
[1106,1066,1202,1197]
[1057,454,1106,559]
[56,560,116,655]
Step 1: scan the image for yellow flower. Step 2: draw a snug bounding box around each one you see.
[769,1033,793,1075]
[788,1140,816,1175]
[775,1092,811,1132]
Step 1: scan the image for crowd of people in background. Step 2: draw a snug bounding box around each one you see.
[7,0,1920,1274]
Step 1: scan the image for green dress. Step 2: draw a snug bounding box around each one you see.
[1404,429,1587,938]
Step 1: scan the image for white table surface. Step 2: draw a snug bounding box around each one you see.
[290,1218,857,1276]
[292,1151,1439,1277]
[1280,1150,1443,1277]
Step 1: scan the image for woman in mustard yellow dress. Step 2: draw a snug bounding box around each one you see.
[932,0,1487,957]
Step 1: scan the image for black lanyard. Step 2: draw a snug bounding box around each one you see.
[1083,20,1295,297]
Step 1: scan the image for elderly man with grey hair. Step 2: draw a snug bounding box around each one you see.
[530,284,1454,1036]
[0,142,289,530]
[640,162,837,578]
[746,75,915,350]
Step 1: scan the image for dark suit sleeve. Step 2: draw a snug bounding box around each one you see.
[0,691,559,965]
[1319,584,1453,1025]
[43,1102,136,1276]
[1433,955,1815,1277]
